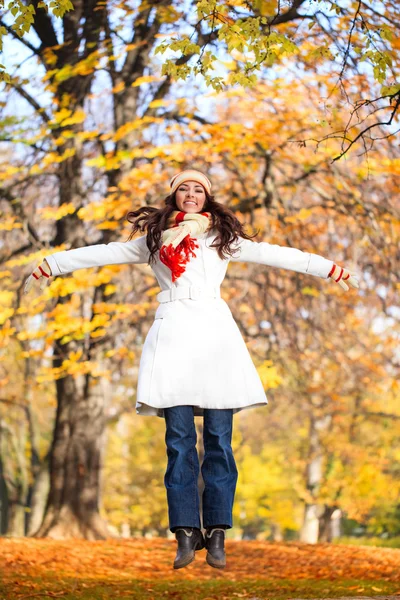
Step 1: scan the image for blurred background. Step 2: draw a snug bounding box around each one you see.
[0,0,399,547]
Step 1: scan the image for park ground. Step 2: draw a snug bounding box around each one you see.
[0,537,399,599]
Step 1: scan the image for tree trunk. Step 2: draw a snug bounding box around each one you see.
[300,413,332,544]
[271,522,283,542]
[330,508,342,539]
[0,417,29,536]
[31,1,113,536]
[318,505,342,542]
[6,498,25,537]
[33,364,116,539]
[23,0,180,540]
[318,505,334,542]
[26,459,50,536]
[0,457,8,534]
[301,504,320,544]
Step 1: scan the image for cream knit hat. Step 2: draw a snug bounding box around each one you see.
[169,169,212,195]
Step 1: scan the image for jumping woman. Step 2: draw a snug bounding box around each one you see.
[24,168,359,570]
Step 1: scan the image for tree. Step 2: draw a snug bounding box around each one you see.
[0,0,398,540]
[0,0,73,81]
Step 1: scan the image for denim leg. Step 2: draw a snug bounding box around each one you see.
[164,405,201,533]
[202,408,238,529]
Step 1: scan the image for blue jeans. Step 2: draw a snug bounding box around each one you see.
[164,405,238,533]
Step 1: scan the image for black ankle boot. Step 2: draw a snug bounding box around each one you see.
[173,527,205,569]
[205,526,227,569]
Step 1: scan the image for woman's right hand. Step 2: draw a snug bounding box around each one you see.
[24,259,52,294]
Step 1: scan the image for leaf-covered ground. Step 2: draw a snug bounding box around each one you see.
[1,538,399,599]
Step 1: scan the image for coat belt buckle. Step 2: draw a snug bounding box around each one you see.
[189,286,200,300]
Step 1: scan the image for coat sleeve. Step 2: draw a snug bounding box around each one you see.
[45,235,150,276]
[229,237,334,279]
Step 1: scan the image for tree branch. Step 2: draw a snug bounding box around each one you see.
[23,0,58,49]
[0,18,41,56]
[266,0,311,26]
[9,83,51,122]
[0,187,44,249]
[333,93,400,161]
[121,1,170,82]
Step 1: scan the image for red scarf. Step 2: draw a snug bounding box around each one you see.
[160,211,212,282]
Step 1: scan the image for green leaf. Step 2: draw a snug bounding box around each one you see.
[381,84,400,96]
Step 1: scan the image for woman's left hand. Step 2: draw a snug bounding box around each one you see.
[328,264,360,291]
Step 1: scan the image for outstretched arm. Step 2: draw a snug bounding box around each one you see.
[230,237,359,290]
[45,235,150,275]
[24,235,150,294]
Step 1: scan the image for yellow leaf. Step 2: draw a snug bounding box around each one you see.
[0,165,21,180]
[37,202,76,220]
[239,303,251,313]
[68,350,83,362]
[50,108,86,126]
[112,81,125,94]
[77,130,99,141]
[214,12,235,25]
[0,308,14,325]
[298,208,313,220]
[90,329,107,338]
[148,99,169,108]
[131,75,162,87]
[301,286,320,297]
[42,148,76,166]
[95,221,119,230]
[145,287,161,297]
[0,321,16,338]
[285,208,313,223]
[60,109,87,126]
[0,217,23,231]
[104,285,117,296]
[257,360,282,390]
[0,291,13,306]
[29,164,43,175]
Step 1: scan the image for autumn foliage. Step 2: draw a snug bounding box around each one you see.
[0,0,399,543]
[1,537,400,599]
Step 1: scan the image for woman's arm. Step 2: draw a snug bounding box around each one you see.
[45,235,150,276]
[229,237,334,279]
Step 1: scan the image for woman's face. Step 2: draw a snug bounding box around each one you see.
[175,180,207,213]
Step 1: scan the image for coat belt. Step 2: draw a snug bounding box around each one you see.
[156,285,221,303]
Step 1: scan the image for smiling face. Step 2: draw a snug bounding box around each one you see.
[175,180,207,213]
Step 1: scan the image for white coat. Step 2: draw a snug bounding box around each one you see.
[46,229,334,418]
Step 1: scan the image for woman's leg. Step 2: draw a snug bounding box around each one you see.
[164,405,201,533]
[201,408,238,530]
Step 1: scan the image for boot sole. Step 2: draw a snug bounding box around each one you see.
[174,553,195,569]
[173,540,205,569]
[206,551,226,569]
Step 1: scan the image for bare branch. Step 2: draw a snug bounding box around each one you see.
[333,93,400,161]
[0,187,44,249]
[8,83,51,122]
[0,18,41,56]
[24,0,59,50]
[266,0,311,26]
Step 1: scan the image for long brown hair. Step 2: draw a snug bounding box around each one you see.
[126,190,259,265]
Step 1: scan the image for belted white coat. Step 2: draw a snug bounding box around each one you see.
[46,229,334,418]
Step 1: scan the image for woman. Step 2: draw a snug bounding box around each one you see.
[24,168,359,570]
